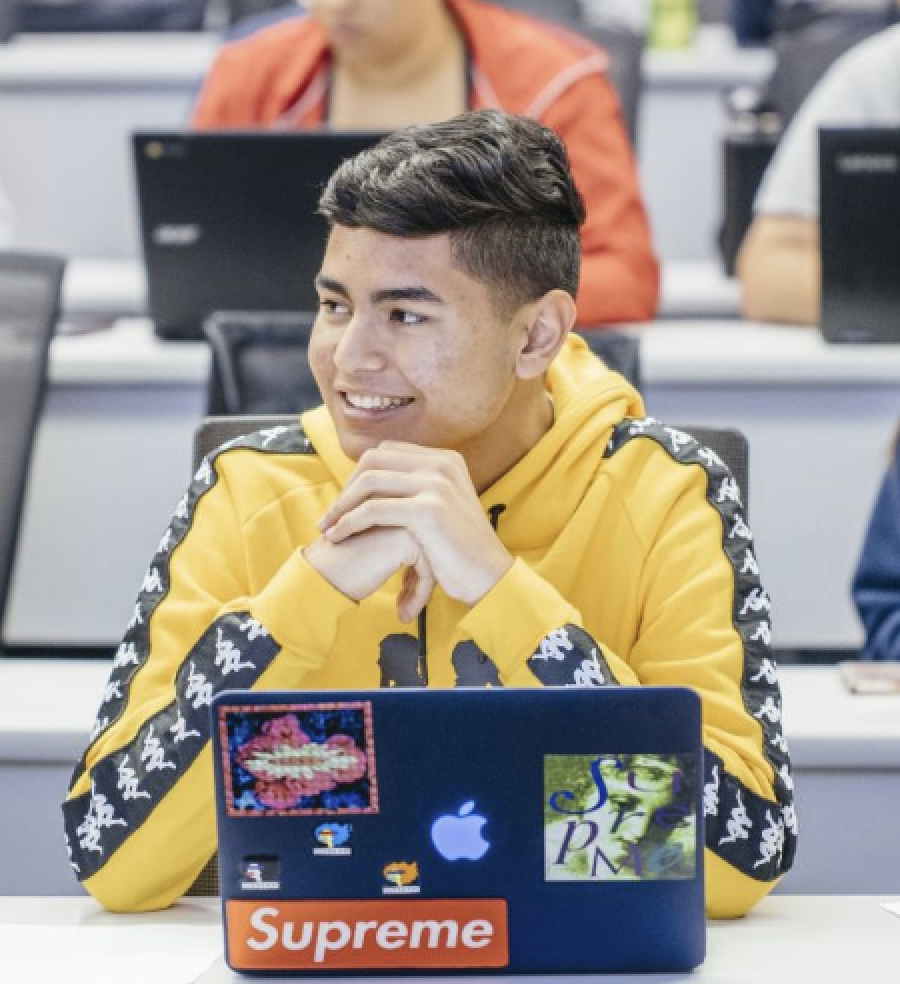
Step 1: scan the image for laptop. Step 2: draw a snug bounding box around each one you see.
[132,130,385,341]
[211,686,705,975]
[820,126,900,344]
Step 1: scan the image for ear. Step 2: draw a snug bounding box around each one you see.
[515,289,576,380]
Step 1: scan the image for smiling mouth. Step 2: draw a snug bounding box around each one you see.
[341,392,414,413]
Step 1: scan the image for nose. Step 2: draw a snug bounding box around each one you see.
[332,312,387,374]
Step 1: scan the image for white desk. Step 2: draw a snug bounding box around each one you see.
[0,26,769,264]
[62,258,147,319]
[776,667,900,894]
[3,662,899,896]
[5,317,893,651]
[59,257,743,322]
[1,896,898,983]
[0,896,221,984]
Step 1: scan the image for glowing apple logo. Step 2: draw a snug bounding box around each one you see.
[430,801,490,861]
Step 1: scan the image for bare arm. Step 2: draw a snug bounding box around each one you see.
[736,215,821,326]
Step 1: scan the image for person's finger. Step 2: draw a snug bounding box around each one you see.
[318,469,425,531]
[324,496,435,543]
[397,551,435,622]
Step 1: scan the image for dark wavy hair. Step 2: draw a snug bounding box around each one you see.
[318,109,586,315]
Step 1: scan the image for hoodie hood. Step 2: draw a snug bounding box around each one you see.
[301,333,644,550]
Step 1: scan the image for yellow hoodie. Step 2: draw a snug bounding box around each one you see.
[62,336,794,918]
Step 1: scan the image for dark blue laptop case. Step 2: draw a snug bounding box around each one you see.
[211,686,705,975]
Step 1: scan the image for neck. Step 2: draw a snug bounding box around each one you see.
[335,3,461,90]
[467,382,555,494]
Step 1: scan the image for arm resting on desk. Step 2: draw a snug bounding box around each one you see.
[459,424,796,917]
[736,215,820,326]
[61,426,354,911]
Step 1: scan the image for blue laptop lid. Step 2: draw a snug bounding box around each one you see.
[211,686,705,975]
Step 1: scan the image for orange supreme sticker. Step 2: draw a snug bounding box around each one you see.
[226,898,509,970]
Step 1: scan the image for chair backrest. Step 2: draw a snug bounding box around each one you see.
[203,310,319,416]
[203,318,642,413]
[194,416,748,514]
[19,0,208,31]
[577,331,642,393]
[0,1,20,40]
[680,425,749,517]
[193,414,293,470]
[221,0,297,37]
[0,252,65,645]
[220,0,292,25]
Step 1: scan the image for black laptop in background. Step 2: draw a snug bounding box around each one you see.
[820,126,900,344]
[133,131,385,340]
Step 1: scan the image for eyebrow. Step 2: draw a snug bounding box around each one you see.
[315,275,445,306]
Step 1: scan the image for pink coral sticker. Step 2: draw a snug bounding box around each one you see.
[220,702,379,817]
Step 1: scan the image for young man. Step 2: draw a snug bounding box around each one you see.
[62,110,795,918]
[192,0,658,326]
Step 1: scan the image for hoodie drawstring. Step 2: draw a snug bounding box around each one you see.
[416,503,507,682]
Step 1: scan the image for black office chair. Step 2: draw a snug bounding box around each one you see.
[0,252,66,654]
[194,415,748,516]
[0,1,20,40]
[204,310,320,416]
[19,0,209,31]
[205,311,643,418]
[578,331,642,394]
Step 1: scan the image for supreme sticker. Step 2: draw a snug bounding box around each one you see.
[226,898,509,970]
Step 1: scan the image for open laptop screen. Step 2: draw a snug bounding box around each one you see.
[820,125,900,344]
[133,131,385,340]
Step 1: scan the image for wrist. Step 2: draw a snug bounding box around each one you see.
[303,539,363,603]
[461,552,514,607]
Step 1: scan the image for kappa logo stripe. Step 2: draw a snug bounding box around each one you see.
[227,899,509,970]
[604,417,796,881]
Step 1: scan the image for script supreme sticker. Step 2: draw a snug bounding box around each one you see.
[227,898,509,970]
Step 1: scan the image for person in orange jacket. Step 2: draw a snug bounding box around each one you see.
[193,0,659,327]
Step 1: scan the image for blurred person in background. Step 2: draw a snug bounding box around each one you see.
[736,17,900,324]
[192,0,659,327]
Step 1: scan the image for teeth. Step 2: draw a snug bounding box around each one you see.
[345,393,410,410]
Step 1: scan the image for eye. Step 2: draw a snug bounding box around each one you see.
[319,298,351,318]
[390,308,428,326]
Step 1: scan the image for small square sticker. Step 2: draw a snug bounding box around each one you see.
[240,856,280,890]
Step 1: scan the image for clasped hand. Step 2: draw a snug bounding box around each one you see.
[303,442,513,622]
